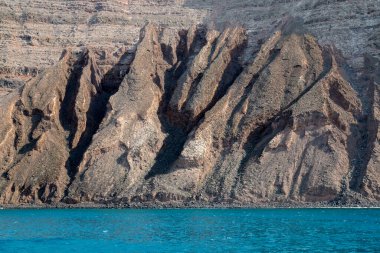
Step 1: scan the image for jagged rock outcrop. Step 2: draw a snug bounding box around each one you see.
[0,20,379,206]
[0,47,126,204]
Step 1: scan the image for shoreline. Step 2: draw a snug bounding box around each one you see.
[1,201,380,210]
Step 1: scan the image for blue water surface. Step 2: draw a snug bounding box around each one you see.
[0,208,379,252]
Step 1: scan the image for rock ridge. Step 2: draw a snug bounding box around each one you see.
[0,22,379,206]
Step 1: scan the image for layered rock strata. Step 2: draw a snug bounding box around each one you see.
[1,0,379,89]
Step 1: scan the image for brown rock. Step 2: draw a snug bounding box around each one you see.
[0,22,379,207]
[0,48,116,204]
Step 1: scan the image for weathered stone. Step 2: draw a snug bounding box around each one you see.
[0,1,379,207]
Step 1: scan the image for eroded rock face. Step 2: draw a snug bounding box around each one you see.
[0,47,126,204]
[0,22,379,206]
[361,56,380,201]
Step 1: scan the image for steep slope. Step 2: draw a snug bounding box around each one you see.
[0,48,126,204]
[0,22,378,206]
[66,24,248,203]
[64,24,376,206]
[361,56,380,201]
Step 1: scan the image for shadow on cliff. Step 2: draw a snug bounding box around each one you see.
[64,51,131,184]
[145,27,245,179]
[144,29,192,180]
[348,55,380,192]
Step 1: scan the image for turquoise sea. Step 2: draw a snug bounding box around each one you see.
[0,208,379,252]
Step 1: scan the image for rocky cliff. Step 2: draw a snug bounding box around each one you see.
[0,0,379,207]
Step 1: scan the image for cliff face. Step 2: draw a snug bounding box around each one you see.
[1,0,379,86]
[0,20,379,206]
[0,0,208,88]
[0,1,379,206]
[195,0,380,71]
